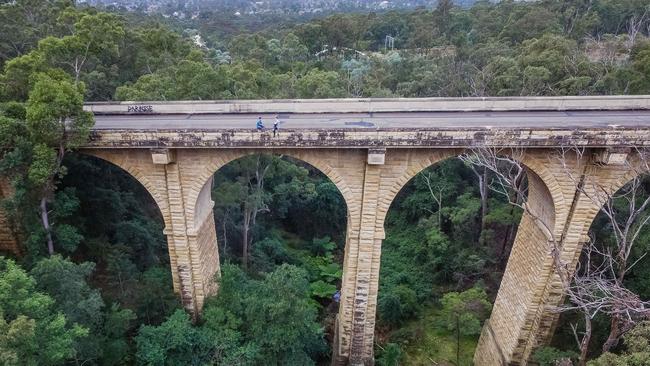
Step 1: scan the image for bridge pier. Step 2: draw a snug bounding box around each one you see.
[333,149,460,365]
[474,150,635,365]
[85,149,221,316]
[160,155,220,315]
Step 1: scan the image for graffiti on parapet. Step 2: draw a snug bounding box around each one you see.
[127,105,154,113]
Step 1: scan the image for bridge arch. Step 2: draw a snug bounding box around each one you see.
[75,146,646,365]
[186,149,359,233]
[377,149,564,239]
[79,149,171,229]
[74,150,188,293]
[188,149,357,358]
[371,148,566,364]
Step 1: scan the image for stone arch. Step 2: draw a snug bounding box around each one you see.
[377,149,564,238]
[375,148,567,365]
[182,148,362,360]
[185,149,359,236]
[74,149,184,293]
[78,149,170,228]
[567,151,650,264]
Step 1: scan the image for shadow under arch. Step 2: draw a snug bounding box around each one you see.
[75,149,187,295]
[187,149,358,285]
[199,149,352,251]
[78,149,171,230]
[184,148,371,364]
[374,148,563,364]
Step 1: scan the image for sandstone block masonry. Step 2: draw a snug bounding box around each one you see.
[69,145,638,366]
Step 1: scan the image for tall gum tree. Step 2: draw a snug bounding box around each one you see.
[25,73,94,255]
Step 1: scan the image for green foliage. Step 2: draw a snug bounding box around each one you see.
[378,285,419,326]
[136,263,328,365]
[310,280,337,299]
[632,42,650,92]
[439,286,491,366]
[0,71,93,258]
[318,262,342,281]
[26,73,93,150]
[136,267,180,325]
[0,102,26,120]
[383,305,480,365]
[309,236,337,257]
[377,159,513,328]
[588,321,650,365]
[30,256,103,329]
[376,343,403,366]
[438,286,491,337]
[4,0,650,102]
[296,69,347,98]
[100,304,137,366]
[533,346,579,366]
[29,255,139,365]
[212,154,346,272]
[0,256,87,365]
[205,264,327,364]
[136,310,217,366]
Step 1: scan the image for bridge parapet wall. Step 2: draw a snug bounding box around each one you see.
[85,96,650,115]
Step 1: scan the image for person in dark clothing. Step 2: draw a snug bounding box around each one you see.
[273,115,280,137]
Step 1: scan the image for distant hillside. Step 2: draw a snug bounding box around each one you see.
[81,0,484,15]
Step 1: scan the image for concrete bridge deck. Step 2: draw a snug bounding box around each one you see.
[85,97,650,148]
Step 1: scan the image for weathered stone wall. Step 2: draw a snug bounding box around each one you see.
[191,209,220,305]
[87,127,650,149]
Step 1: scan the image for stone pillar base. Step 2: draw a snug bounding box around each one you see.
[331,317,348,366]
[331,316,375,366]
[475,319,508,366]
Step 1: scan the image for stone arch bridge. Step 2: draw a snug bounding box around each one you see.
[3,96,650,365]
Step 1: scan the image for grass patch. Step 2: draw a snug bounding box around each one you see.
[387,305,478,366]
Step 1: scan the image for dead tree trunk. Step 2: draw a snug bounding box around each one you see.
[40,197,54,255]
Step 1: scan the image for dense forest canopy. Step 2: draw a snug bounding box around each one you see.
[1,0,650,365]
[2,0,650,102]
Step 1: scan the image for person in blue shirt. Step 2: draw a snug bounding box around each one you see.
[333,290,341,303]
[256,116,265,131]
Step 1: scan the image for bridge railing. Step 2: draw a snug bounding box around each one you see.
[84,96,650,115]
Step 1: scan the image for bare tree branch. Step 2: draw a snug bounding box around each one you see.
[461,145,650,362]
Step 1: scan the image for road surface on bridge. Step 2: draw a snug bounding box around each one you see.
[92,110,650,130]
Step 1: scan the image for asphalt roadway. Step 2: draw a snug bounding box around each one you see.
[92,110,650,130]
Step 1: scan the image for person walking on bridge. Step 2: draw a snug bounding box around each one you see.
[256,116,265,131]
[273,115,281,137]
